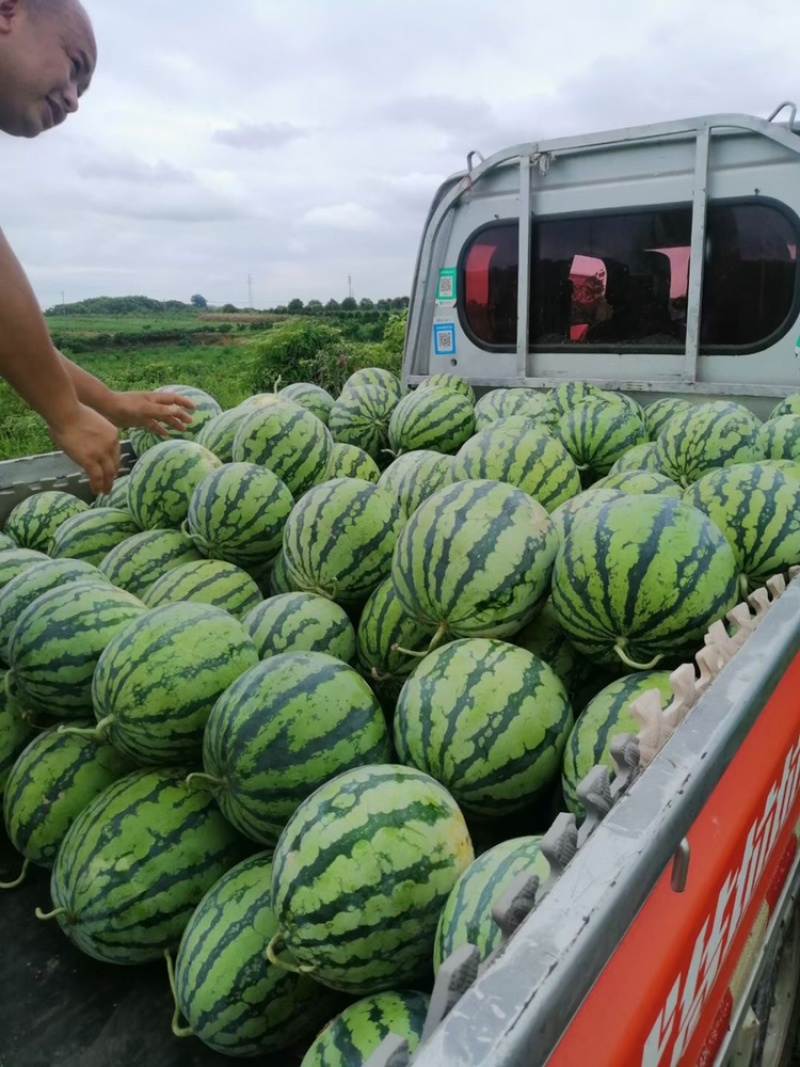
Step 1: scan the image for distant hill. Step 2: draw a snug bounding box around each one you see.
[44,296,198,317]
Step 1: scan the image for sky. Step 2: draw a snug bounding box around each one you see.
[3,0,799,310]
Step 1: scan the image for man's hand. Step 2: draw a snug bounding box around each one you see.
[48,404,121,495]
[102,390,196,436]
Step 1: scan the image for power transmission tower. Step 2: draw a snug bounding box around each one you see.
[247,274,254,308]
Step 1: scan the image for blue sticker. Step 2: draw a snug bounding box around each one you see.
[433,322,457,357]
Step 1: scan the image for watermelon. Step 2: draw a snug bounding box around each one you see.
[7,582,146,718]
[343,368,404,403]
[557,397,647,479]
[49,508,140,565]
[300,991,430,1067]
[269,764,474,993]
[232,399,333,497]
[194,408,250,464]
[0,559,107,665]
[199,651,391,844]
[0,533,16,551]
[769,394,800,420]
[552,494,741,669]
[608,442,662,474]
[548,382,603,417]
[452,418,581,512]
[378,450,453,520]
[757,415,800,463]
[99,529,204,598]
[129,385,222,455]
[237,393,286,413]
[0,549,50,594]
[170,851,337,1056]
[143,559,262,619]
[127,439,222,531]
[684,463,800,591]
[513,600,587,699]
[420,372,475,405]
[592,470,681,497]
[388,388,474,455]
[392,480,557,640]
[394,639,572,818]
[325,442,381,484]
[92,603,258,766]
[562,671,673,817]
[328,385,398,464]
[267,550,299,597]
[280,382,336,425]
[654,401,763,487]
[356,578,437,708]
[39,768,248,964]
[0,671,36,798]
[283,479,401,604]
[643,397,694,440]
[474,388,554,431]
[93,475,130,511]
[243,593,356,663]
[185,462,292,568]
[2,722,133,876]
[3,491,88,552]
[433,836,549,971]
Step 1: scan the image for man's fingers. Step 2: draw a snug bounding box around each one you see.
[157,393,196,411]
[85,460,105,496]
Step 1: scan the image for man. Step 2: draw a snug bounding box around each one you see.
[0,0,193,493]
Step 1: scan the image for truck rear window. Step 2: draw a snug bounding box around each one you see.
[459,202,799,352]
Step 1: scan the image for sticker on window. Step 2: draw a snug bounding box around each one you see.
[436,268,457,305]
[433,322,457,356]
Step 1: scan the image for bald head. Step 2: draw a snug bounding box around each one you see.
[0,0,96,137]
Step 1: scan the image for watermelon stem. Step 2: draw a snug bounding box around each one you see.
[391,643,428,660]
[266,933,317,976]
[57,716,113,742]
[614,642,663,671]
[164,950,194,1039]
[186,772,223,792]
[0,857,30,890]
[371,667,391,682]
[429,622,449,652]
[35,906,69,922]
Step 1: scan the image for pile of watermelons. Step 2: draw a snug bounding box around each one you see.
[2,371,800,1063]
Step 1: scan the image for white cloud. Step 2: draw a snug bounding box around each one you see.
[302,203,386,232]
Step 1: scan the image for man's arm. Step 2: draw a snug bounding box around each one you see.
[0,229,120,491]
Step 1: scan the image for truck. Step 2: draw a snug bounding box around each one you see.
[3,103,800,1067]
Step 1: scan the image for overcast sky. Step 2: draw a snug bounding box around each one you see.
[3,0,798,310]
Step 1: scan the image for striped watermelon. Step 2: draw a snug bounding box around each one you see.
[185,463,292,566]
[280,382,336,425]
[49,508,140,565]
[0,559,107,665]
[194,408,250,463]
[684,463,800,591]
[129,385,222,456]
[433,836,549,972]
[3,492,88,552]
[328,385,398,464]
[325,442,381,484]
[232,399,333,497]
[388,387,474,455]
[237,393,286,413]
[283,479,401,604]
[171,851,337,1056]
[100,529,204,598]
[93,475,130,511]
[552,494,740,669]
[0,548,49,593]
[643,397,693,440]
[127,439,223,531]
[558,397,647,480]
[0,533,15,551]
[769,393,800,420]
[8,582,145,718]
[243,593,356,663]
[608,441,662,474]
[654,401,763,487]
[0,671,36,798]
[548,382,603,417]
[757,415,800,462]
[513,600,587,699]
[378,450,453,520]
[40,767,248,964]
[267,550,300,597]
[356,578,437,708]
[474,388,554,431]
[199,651,391,844]
[92,603,258,765]
[269,764,474,993]
[143,559,263,619]
[392,480,557,640]
[420,372,475,405]
[592,470,681,497]
[452,418,581,512]
[300,991,430,1067]
[343,368,405,403]
[562,671,673,817]
[2,722,133,875]
[394,639,572,818]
